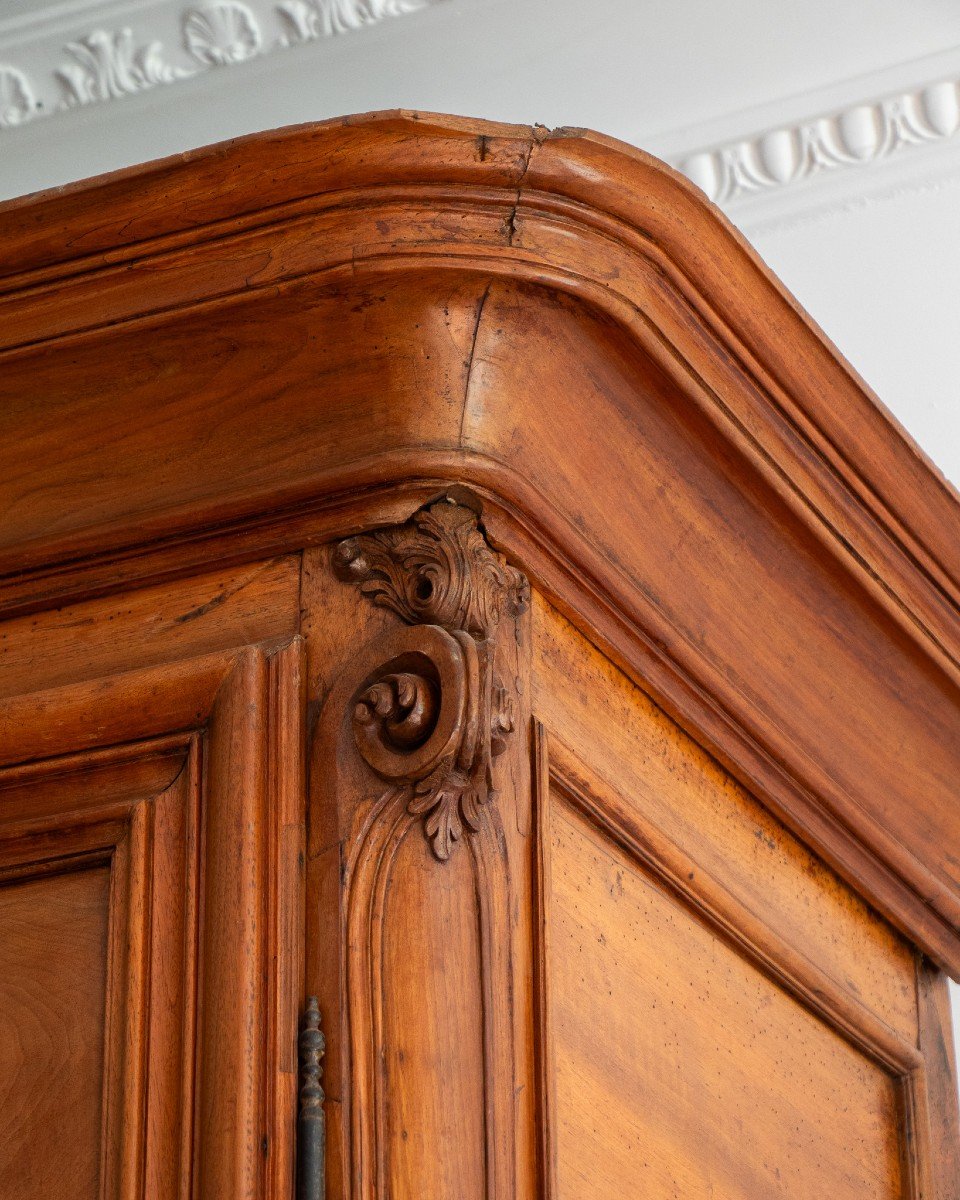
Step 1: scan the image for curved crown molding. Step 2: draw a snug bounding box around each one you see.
[0,0,444,129]
[1,113,960,975]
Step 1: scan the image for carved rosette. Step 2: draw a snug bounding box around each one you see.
[333,498,529,860]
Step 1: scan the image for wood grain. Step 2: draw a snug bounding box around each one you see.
[0,866,110,1200]
[0,549,302,1199]
[548,796,904,1199]
[0,555,300,697]
[0,110,958,1200]
[304,503,536,1200]
[0,114,955,970]
[529,599,957,1197]
[531,595,918,1041]
[0,744,197,1200]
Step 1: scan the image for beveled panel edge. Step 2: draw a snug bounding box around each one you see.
[0,741,188,873]
[544,728,921,1074]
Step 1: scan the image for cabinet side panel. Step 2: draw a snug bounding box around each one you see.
[548,796,903,1199]
[532,595,917,1041]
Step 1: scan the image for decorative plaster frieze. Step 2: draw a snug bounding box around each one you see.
[0,0,443,128]
[58,28,189,107]
[0,66,36,128]
[183,3,262,64]
[671,72,960,209]
[278,0,432,44]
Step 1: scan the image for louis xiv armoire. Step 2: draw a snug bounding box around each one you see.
[1,112,959,1200]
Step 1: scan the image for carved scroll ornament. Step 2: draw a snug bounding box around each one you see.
[333,498,528,860]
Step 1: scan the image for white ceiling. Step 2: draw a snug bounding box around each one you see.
[3,0,960,141]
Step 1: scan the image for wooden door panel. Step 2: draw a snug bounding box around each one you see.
[0,559,303,1200]
[0,864,111,1200]
[546,793,904,1199]
[0,744,195,1200]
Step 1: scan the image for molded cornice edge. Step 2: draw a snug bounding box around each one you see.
[2,113,955,629]
[1,113,959,972]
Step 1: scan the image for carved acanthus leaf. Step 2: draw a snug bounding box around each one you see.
[334,498,529,640]
[278,0,431,42]
[58,28,189,106]
[0,66,37,127]
[334,498,527,861]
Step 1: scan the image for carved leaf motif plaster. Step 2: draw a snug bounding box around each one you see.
[277,0,431,43]
[0,66,37,127]
[0,0,448,131]
[183,2,262,66]
[58,28,188,106]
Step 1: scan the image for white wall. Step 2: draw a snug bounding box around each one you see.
[744,181,960,490]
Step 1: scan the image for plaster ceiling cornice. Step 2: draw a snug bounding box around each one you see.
[0,0,445,128]
[646,45,960,232]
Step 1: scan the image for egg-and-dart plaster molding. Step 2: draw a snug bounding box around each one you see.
[676,79,960,204]
[0,0,445,127]
[652,46,960,230]
[675,77,960,207]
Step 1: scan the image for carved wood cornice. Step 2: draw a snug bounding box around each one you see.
[2,113,960,974]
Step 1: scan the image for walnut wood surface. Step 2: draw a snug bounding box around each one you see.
[0,112,957,974]
[532,603,955,1199]
[0,559,302,1199]
[0,111,957,1199]
[549,796,905,1198]
[0,866,110,1199]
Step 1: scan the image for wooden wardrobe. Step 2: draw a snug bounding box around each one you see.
[0,111,958,1200]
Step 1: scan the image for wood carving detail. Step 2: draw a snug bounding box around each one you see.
[333,498,528,860]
